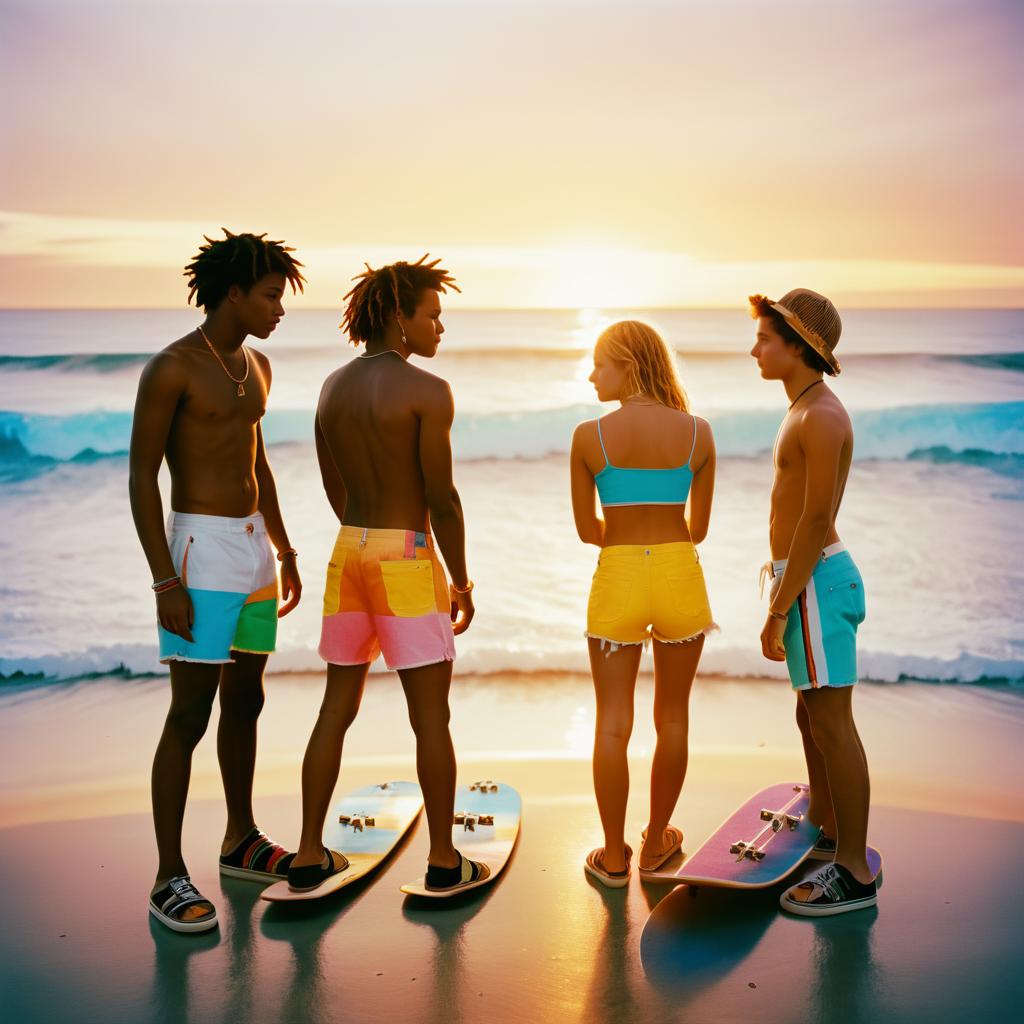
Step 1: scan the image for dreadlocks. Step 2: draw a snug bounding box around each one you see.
[341,254,460,346]
[184,229,306,311]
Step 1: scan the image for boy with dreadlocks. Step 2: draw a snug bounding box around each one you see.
[285,255,485,894]
[130,229,306,932]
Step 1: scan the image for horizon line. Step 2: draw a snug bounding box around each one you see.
[1,303,1022,314]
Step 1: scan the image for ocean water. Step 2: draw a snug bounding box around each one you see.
[1,308,1022,685]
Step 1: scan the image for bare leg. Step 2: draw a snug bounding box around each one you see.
[292,662,369,867]
[796,692,836,836]
[588,638,643,874]
[802,686,872,882]
[399,660,458,870]
[217,651,268,853]
[151,661,220,909]
[643,635,703,863]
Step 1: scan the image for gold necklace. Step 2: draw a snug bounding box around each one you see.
[198,325,249,396]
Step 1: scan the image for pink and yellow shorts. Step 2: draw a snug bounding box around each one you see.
[319,526,456,671]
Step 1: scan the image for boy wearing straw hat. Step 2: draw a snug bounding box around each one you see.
[749,289,879,917]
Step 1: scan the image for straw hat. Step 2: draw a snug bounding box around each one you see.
[766,288,842,375]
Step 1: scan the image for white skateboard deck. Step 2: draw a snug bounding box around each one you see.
[262,780,422,903]
[400,780,521,898]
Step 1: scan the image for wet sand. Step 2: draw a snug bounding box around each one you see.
[1,672,1022,1023]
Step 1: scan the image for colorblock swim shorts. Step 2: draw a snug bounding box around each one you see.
[769,543,866,690]
[319,526,456,671]
[158,511,279,665]
[586,541,716,651]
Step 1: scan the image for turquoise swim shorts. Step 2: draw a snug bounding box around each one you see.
[768,543,866,691]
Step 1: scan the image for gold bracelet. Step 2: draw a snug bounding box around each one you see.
[277,548,298,561]
[768,608,788,622]
[450,580,474,594]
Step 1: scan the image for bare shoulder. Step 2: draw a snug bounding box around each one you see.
[690,412,712,437]
[408,363,454,409]
[140,343,190,390]
[572,417,599,450]
[801,392,850,426]
[247,346,271,374]
[799,393,851,444]
[690,412,714,450]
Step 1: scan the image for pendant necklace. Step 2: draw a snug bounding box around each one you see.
[789,379,822,410]
[198,325,249,396]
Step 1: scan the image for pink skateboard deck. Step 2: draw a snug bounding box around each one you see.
[646,782,818,889]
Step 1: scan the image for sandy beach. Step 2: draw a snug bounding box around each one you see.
[2,671,1022,1023]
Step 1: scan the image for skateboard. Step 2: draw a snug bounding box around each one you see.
[400,780,521,898]
[644,782,884,892]
[645,782,819,889]
[261,780,422,903]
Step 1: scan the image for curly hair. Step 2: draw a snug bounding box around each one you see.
[595,321,690,412]
[184,229,306,311]
[340,254,460,346]
[748,294,834,376]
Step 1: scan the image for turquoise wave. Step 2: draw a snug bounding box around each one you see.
[2,401,1023,479]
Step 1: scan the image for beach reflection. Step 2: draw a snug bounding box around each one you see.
[148,915,221,1023]
[258,869,383,1024]
[639,883,777,999]
[401,882,496,1024]
[579,877,645,1024]
[807,910,882,1024]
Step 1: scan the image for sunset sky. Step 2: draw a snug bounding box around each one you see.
[2,0,1021,309]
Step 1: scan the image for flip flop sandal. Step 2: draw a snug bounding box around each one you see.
[286,848,350,893]
[219,826,296,881]
[584,845,633,889]
[425,851,491,892]
[149,875,218,934]
[638,825,684,873]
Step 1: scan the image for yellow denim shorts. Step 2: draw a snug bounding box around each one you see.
[586,541,716,650]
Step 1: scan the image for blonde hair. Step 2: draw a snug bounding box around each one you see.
[595,320,690,412]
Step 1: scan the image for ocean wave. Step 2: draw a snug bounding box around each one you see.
[943,352,1024,373]
[0,353,152,372]
[907,446,1024,477]
[2,642,1021,688]
[5,348,1024,373]
[2,401,1023,474]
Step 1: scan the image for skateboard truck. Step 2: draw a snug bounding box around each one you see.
[729,840,767,861]
[759,808,803,832]
[376,782,392,791]
[454,811,495,831]
[470,780,498,793]
[339,813,376,831]
[730,794,808,861]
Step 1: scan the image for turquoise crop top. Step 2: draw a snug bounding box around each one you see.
[594,416,697,507]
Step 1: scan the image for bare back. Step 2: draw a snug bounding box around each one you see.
[317,354,448,530]
[769,386,853,559]
[575,404,714,546]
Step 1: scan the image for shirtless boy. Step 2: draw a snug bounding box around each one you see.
[130,230,305,932]
[750,288,877,916]
[286,255,484,895]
